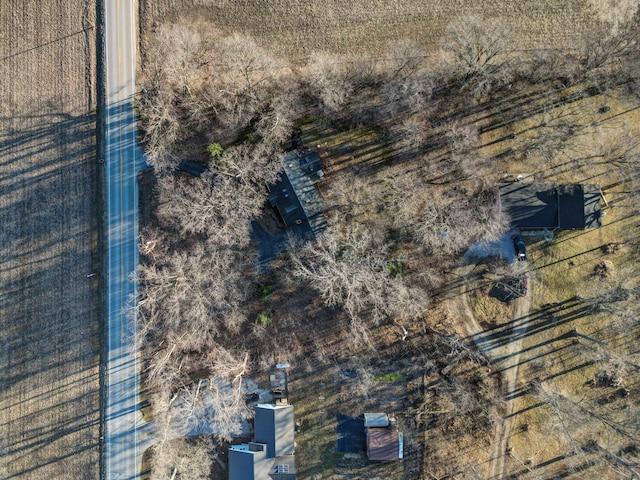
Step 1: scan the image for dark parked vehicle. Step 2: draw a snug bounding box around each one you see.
[512,234,527,261]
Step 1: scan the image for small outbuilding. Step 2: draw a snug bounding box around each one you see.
[366,427,402,461]
[363,412,403,462]
[363,413,390,428]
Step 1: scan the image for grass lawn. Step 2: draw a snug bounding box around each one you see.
[473,82,640,479]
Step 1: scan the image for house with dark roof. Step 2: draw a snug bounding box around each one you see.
[228,404,296,480]
[497,183,602,230]
[267,150,327,242]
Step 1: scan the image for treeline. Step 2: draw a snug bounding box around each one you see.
[136,10,640,479]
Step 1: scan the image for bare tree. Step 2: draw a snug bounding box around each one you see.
[288,222,427,346]
[252,75,302,147]
[304,53,355,113]
[150,437,213,480]
[411,190,508,255]
[385,39,426,81]
[579,17,639,74]
[155,172,261,247]
[169,351,252,442]
[210,142,283,189]
[138,89,183,171]
[381,66,437,148]
[577,268,640,329]
[533,381,583,457]
[525,49,582,85]
[442,15,514,97]
[137,243,252,350]
[139,23,294,168]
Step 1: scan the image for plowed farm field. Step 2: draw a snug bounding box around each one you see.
[139,0,635,60]
[0,1,100,478]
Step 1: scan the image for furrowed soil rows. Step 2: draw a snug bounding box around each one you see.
[140,0,603,60]
[0,1,100,478]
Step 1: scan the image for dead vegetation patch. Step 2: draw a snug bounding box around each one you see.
[593,260,616,279]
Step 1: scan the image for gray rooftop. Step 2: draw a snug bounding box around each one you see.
[228,443,270,480]
[364,413,390,428]
[267,151,327,242]
[255,404,295,459]
[497,183,602,229]
[270,454,296,480]
[228,404,296,480]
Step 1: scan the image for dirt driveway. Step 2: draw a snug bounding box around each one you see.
[458,253,532,479]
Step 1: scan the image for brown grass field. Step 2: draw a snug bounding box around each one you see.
[451,81,640,478]
[139,0,635,60]
[0,1,100,478]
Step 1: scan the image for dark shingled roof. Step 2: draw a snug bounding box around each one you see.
[267,151,327,242]
[497,183,602,229]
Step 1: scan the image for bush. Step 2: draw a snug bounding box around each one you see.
[207,142,224,159]
[257,310,271,327]
[375,372,403,382]
[257,284,275,300]
[388,259,407,279]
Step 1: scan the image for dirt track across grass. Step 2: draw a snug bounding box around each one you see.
[458,260,531,479]
[0,1,100,478]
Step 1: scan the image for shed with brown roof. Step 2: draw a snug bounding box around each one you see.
[366,427,401,461]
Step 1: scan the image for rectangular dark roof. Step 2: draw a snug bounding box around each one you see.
[557,185,585,229]
[267,151,328,242]
[267,173,307,228]
[498,183,601,229]
[567,184,602,229]
[299,151,322,173]
[498,183,558,229]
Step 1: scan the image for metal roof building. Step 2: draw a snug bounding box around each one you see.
[366,427,402,461]
[497,183,602,230]
[267,151,327,242]
[228,404,296,480]
[255,404,295,458]
[363,413,390,428]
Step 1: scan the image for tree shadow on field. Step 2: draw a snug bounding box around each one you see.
[468,296,592,353]
[0,100,101,478]
[336,414,366,454]
[385,79,613,179]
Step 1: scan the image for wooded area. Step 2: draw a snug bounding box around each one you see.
[135,5,640,479]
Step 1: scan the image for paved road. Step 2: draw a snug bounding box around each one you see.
[104,0,149,478]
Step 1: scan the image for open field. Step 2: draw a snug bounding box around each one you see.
[460,83,640,478]
[138,0,635,61]
[0,1,100,478]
